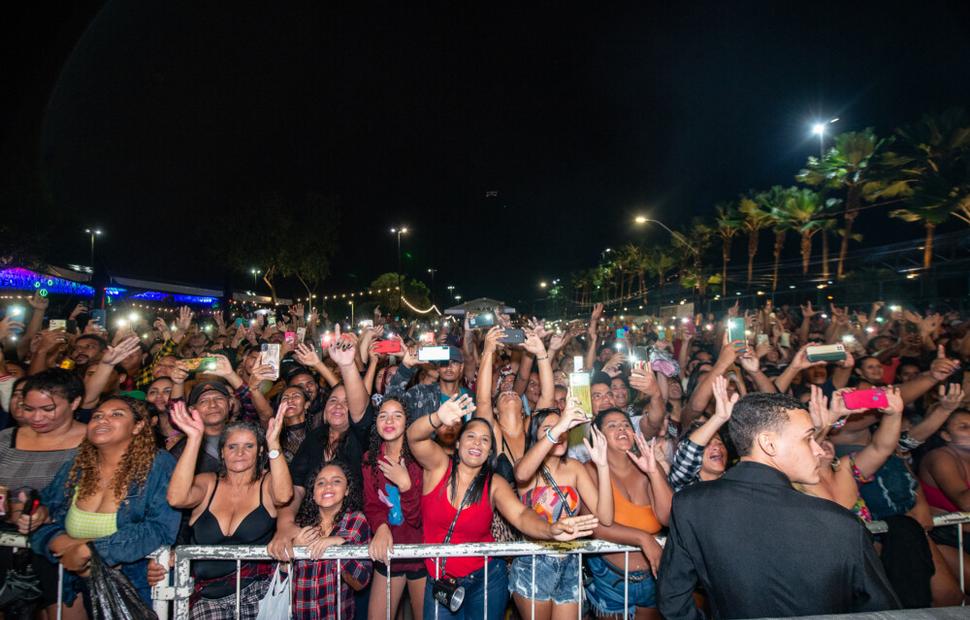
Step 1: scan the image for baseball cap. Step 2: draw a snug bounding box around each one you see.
[188,380,231,406]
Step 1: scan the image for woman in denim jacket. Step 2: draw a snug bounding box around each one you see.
[31,396,180,612]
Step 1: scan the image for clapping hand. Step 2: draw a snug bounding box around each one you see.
[583,424,609,468]
[169,401,204,440]
[711,375,738,423]
[435,394,475,426]
[100,336,141,366]
[627,433,659,475]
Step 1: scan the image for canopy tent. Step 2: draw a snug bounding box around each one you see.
[443,297,517,316]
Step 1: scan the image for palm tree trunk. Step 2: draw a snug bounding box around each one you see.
[800,233,812,274]
[837,190,859,279]
[747,232,758,286]
[923,223,935,269]
[821,231,830,280]
[772,231,784,292]
[262,266,278,305]
[722,238,730,296]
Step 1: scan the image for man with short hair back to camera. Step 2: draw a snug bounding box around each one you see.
[657,391,900,619]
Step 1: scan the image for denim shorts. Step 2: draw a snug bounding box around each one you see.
[508,554,581,604]
[583,555,656,617]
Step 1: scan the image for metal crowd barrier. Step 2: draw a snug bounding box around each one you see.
[3,512,967,619]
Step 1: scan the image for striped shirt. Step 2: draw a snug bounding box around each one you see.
[0,428,78,494]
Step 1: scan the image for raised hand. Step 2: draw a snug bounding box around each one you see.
[936,383,965,413]
[550,514,599,541]
[377,457,412,492]
[555,398,590,433]
[169,401,204,439]
[584,425,609,468]
[401,344,419,368]
[800,301,816,319]
[589,303,604,336]
[294,343,322,367]
[522,329,548,358]
[527,317,548,341]
[711,375,738,422]
[737,349,760,375]
[831,388,868,421]
[27,291,49,311]
[435,394,475,426]
[929,345,961,381]
[248,364,276,388]
[629,365,660,397]
[266,401,286,449]
[100,336,141,366]
[627,434,658,475]
[176,306,193,333]
[206,354,235,378]
[880,385,904,416]
[328,333,357,368]
[790,344,826,371]
[482,325,506,354]
[0,317,26,342]
[69,303,88,320]
[807,385,830,429]
[153,318,172,341]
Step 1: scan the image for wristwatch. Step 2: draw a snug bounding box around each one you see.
[267,449,281,460]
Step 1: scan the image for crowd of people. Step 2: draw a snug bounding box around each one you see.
[0,290,968,619]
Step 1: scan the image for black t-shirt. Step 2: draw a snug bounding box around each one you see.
[289,404,374,487]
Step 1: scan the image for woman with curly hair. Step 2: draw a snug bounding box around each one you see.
[291,461,373,620]
[167,400,293,619]
[31,395,181,612]
[362,397,425,620]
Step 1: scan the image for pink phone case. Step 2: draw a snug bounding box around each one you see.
[842,389,889,410]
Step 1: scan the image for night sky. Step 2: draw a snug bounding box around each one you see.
[3,1,970,306]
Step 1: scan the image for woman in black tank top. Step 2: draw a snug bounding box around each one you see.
[167,402,294,619]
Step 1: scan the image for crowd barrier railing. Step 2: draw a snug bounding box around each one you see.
[2,512,967,620]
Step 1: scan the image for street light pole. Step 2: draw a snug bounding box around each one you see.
[349,300,355,326]
[250,268,261,290]
[84,228,102,272]
[632,217,695,254]
[427,268,437,306]
[390,226,409,313]
[811,117,839,160]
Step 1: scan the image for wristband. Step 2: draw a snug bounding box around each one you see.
[536,355,548,361]
[429,412,443,429]
[545,428,561,445]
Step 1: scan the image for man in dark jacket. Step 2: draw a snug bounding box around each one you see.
[657,391,900,619]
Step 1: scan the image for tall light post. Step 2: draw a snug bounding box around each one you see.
[250,268,261,290]
[632,216,695,254]
[811,117,839,160]
[84,228,103,272]
[390,226,409,312]
[348,300,355,326]
[427,267,437,306]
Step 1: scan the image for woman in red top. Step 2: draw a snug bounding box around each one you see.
[362,397,425,620]
[408,393,599,620]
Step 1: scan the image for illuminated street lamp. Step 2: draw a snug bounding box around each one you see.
[539,281,548,289]
[811,117,839,159]
[390,226,409,312]
[632,216,695,254]
[250,268,261,289]
[84,228,103,272]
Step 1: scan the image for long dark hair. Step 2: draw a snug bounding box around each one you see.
[364,398,414,474]
[216,421,268,482]
[295,460,362,533]
[527,408,561,450]
[443,418,496,507]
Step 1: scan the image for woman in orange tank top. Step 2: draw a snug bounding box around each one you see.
[583,408,672,620]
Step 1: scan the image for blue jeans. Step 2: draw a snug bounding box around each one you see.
[584,555,656,618]
[423,559,509,620]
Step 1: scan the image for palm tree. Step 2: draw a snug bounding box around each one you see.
[756,186,795,292]
[675,220,715,297]
[880,109,970,268]
[796,129,884,279]
[648,248,676,290]
[714,203,742,296]
[738,194,773,286]
[816,213,838,280]
[775,188,828,274]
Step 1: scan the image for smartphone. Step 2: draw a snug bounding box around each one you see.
[499,328,525,344]
[267,315,277,327]
[418,346,451,362]
[727,318,745,344]
[629,346,650,365]
[806,343,847,363]
[49,319,66,331]
[284,331,296,346]
[296,327,306,344]
[260,343,281,380]
[568,356,593,419]
[183,357,218,373]
[615,327,627,340]
[756,333,769,346]
[420,331,435,345]
[468,312,495,329]
[842,388,889,410]
[234,317,250,328]
[779,332,791,348]
[359,319,374,329]
[373,339,403,355]
[91,309,106,326]
[656,326,666,341]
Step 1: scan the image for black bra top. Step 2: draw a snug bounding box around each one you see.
[191,476,275,547]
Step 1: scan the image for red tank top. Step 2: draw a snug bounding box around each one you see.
[421,462,494,578]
